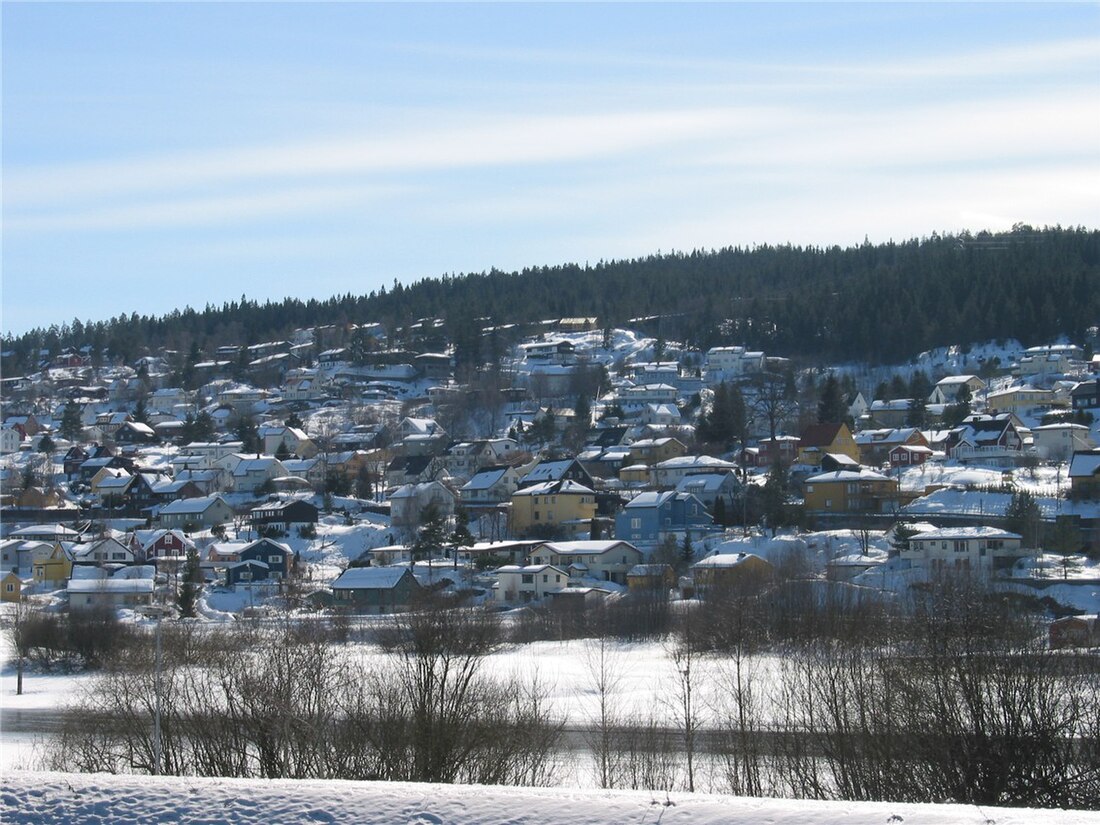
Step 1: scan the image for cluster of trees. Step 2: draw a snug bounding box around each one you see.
[47,605,561,785]
[6,227,1098,373]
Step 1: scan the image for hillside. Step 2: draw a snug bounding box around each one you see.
[3,225,1098,372]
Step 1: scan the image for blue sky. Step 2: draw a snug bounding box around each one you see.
[3,2,1098,335]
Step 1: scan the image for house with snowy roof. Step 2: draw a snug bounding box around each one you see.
[1069,449,1100,499]
[900,526,1026,573]
[492,564,569,603]
[802,468,900,514]
[615,490,715,551]
[529,539,643,585]
[510,479,596,536]
[331,566,422,613]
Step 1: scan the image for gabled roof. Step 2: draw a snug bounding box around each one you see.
[799,422,848,447]
[159,494,231,515]
[804,468,892,483]
[332,567,416,590]
[1069,450,1100,479]
[513,479,594,497]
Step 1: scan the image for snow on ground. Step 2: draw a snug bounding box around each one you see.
[3,770,1095,825]
[896,462,1069,498]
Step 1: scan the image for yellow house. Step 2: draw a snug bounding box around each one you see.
[627,437,687,466]
[798,422,859,467]
[34,542,74,589]
[1,570,27,602]
[802,468,900,514]
[985,387,1057,415]
[618,464,652,485]
[510,479,596,536]
[692,552,774,593]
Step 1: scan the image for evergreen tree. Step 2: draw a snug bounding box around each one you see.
[133,397,149,424]
[275,441,292,461]
[1005,489,1042,548]
[193,411,216,442]
[411,502,448,562]
[60,402,84,441]
[38,433,55,455]
[680,532,694,569]
[906,396,928,428]
[236,416,260,453]
[816,374,846,423]
[285,411,304,430]
[176,546,202,618]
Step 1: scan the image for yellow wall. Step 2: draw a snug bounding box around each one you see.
[511,490,596,534]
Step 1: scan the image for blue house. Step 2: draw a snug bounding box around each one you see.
[238,538,295,579]
[615,491,714,551]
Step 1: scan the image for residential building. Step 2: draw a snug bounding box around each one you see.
[901,526,1026,573]
[615,490,714,550]
[529,540,643,584]
[802,468,901,514]
[493,564,569,603]
[331,567,423,613]
[510,479,597,536]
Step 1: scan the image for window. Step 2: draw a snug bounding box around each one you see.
[269,555,281,565]
[631,518,641,530]
[522,574,533,584]
[5,584,13,593]
[542,575,548,583]
[825,499,832,508]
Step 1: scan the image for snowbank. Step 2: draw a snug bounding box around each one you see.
[3,770,1093,825]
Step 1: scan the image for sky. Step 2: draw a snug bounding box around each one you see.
[2,2,1098,336]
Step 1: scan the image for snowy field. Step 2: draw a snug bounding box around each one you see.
[4,770,1098,825]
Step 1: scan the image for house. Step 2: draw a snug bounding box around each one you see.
[627,437,688,466]
[800,422,858,468]
[901,526,1026,573]
[755,436,801,468]
[529,539,644,585]
[626,563,677,593]
[1015,344,1083,377]
[3,414,41,438]
[704,346,766,382]
[237,538,295,579]
[674,471,741,513]
[158,494,235,530]
[510,479,597,537]
[113,421,158,445]
[985,386,1056,416]
[331,567,423,613]
[249,499,319,532]
[855,428,929,467]
[2,570,29,602]
[385,454,445,489]
[615,490,714,550]
[493,564,569,603]
[1031,423,1095,461]
[0,539,53,575]
[389,481,457,535]
[260,426,318,459]
[460,465,522,507]
[0,426,22,454]
[225,455,288,494]
[398,417,447,455]
[945,414,1025,466]
[71,537,135,567]
[1049,615,1100,649]
[1071,379,1099,412]
[652,455,738,488]
[578,445,633,480]
[134,529,196,563]
[692,552,774,593]
[443,438,520,481]
[33,543,74,589]
[1069,449,1100,499]
[802,468,901,514]
[929,375,986,405]
[517,458,595,490]
[865,399,914,430]
[67,572,155,609]
[889,444,934,468]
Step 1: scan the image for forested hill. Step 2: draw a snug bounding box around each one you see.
[5,226,1099,369]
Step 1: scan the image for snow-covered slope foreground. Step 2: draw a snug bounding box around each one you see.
[2,771,1096,825]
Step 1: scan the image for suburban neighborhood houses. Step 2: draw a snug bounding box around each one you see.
[1,319,1099,648]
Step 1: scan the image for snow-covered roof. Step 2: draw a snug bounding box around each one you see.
[513,479,594,496]
[1069,450,1100,479]
[804,468,892,483]
[910,526,1021,542]
[332,567,413,590]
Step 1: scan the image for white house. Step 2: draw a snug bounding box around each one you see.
[1030,423,1095,462]
[492,564,569,603]
[901,526,1027,574]
[529,540,644,585]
